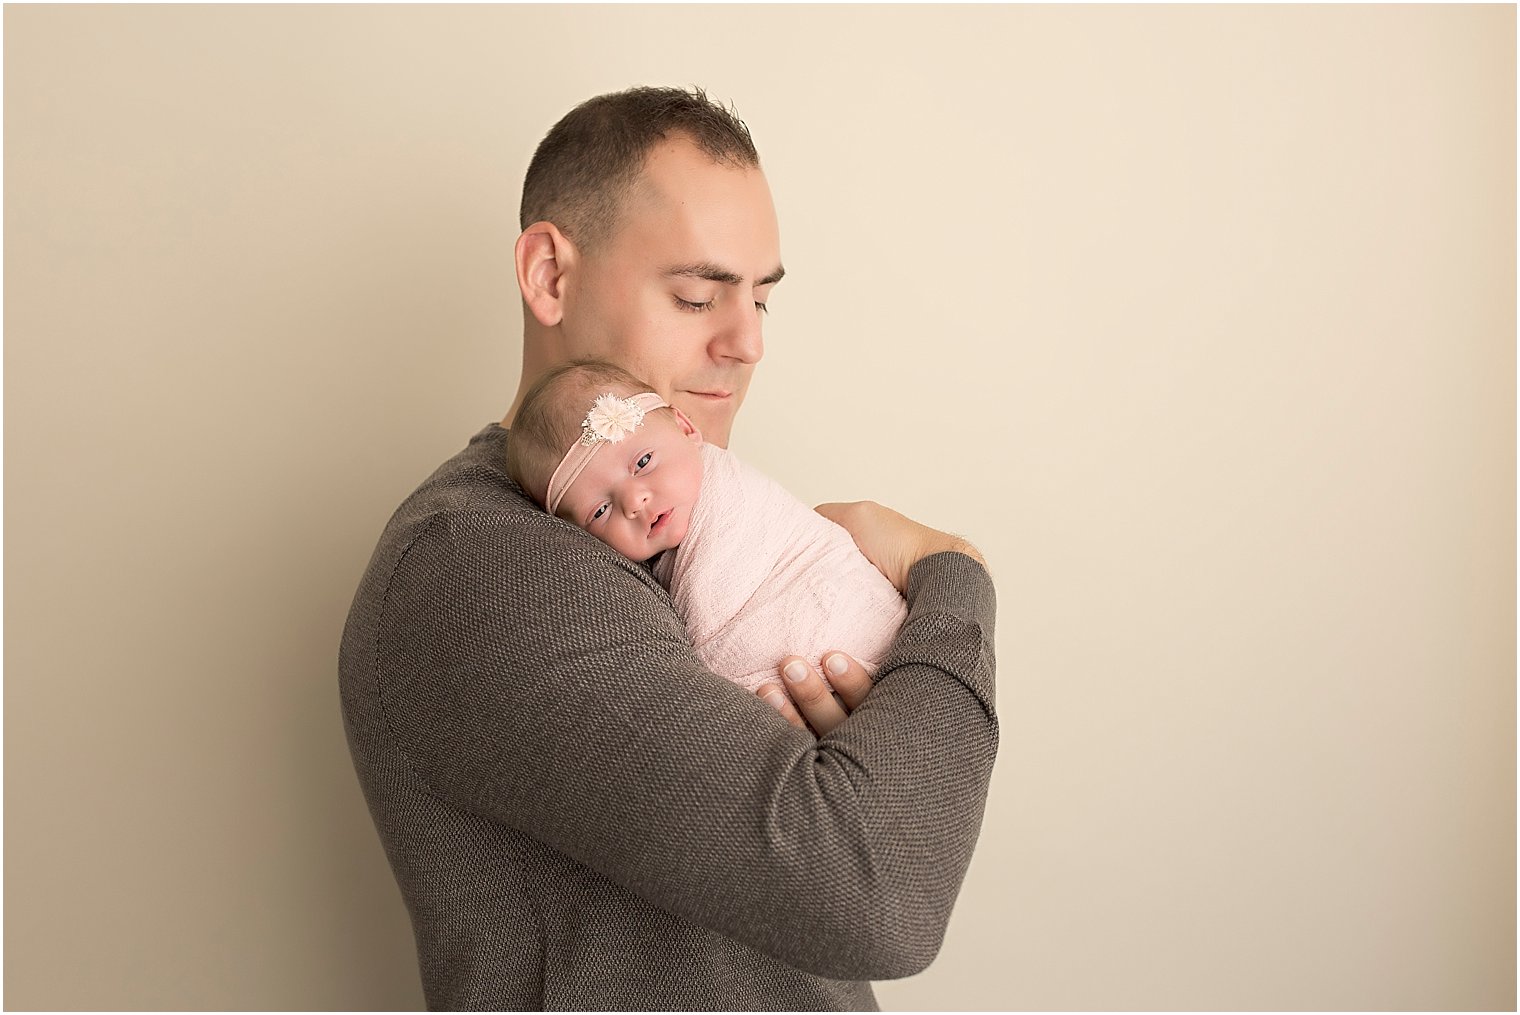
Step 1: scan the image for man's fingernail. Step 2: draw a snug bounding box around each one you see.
[825,654,848,677]
[761,690,785,709]
[784,661,808,683]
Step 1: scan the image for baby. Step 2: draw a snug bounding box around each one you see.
[505,358,908,695]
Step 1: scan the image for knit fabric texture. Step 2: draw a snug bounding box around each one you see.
[338,423,1000,1011]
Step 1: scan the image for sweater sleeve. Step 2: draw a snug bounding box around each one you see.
[372,506,998,982]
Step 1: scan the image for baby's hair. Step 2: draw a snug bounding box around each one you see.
[506,358,666,511]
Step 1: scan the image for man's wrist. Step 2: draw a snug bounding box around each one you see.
[923,535,984,570]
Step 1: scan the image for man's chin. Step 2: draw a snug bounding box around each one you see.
[704,424,732,449]
[687,407,734,448]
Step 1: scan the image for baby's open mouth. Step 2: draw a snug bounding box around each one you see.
[650,510,670,534]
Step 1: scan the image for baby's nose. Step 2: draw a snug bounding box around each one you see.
[622,488,651,517]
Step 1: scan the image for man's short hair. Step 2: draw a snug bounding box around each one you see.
[519,85,760,252]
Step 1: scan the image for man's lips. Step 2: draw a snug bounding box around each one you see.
[684,389,732,400]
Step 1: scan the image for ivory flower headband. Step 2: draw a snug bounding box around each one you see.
[545,391,668,515]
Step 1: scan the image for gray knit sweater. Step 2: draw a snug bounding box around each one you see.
[339,423,999,1011]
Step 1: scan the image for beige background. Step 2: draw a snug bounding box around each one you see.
[5,4,1514,1010]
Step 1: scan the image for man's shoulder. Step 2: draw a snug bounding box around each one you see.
[393,422,532,524]
[368,422,666,599]
[341,424,687,712]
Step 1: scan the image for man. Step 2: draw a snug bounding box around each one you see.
[340,86,999,1010]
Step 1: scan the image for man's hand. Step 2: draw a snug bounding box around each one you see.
[757,503,984,735]
[815,500,986,593]
[757,651,873,737]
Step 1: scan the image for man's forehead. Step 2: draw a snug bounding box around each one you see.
[636,133,751,188]
[624,139,776,222]
[606,140,783,286]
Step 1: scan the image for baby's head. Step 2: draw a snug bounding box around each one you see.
[506,359,705,562]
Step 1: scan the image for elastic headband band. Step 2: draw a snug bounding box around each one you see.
[545,391,668,516]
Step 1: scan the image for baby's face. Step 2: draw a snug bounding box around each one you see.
[555,408,704,562]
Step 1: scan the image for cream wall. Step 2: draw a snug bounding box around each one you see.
[5,4,1514,1010]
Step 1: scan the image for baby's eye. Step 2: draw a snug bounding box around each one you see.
[636,452,652,470]
[591,503,608,522]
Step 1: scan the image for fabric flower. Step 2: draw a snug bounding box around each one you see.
[584,392,647,443]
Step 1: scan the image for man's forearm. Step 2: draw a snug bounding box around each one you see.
[376,514,998,980]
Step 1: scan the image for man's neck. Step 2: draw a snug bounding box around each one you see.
[499,396,522,430]
[502,346,558,429]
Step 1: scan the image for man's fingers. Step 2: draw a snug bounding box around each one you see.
[778,656,849,736]
[759,654,871,736]
[757,683,808,731]
[815,499,985,591]
[820,651,871,712]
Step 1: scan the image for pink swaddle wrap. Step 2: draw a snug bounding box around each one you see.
[652,442,908,693]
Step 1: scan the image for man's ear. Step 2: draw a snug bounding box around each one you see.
[671,406,704,445]
[515,221,574,328]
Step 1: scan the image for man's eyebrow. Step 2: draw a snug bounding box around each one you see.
[664,263,786,287]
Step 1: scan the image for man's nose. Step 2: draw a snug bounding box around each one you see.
[711,296,764,365]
